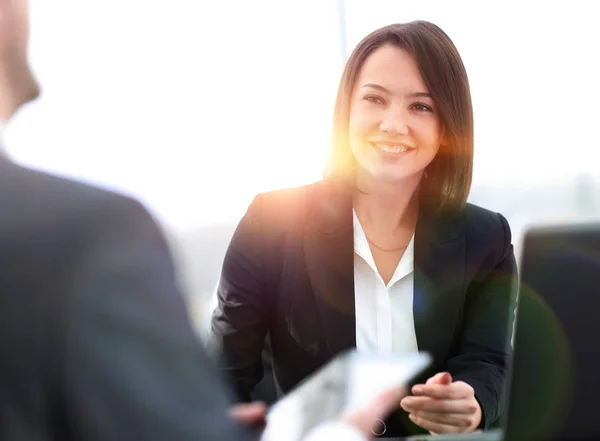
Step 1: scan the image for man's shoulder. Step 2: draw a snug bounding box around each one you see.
[0,161,154,234]
[1,161,133,203]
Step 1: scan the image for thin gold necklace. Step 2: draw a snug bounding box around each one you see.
[365,235,408,253]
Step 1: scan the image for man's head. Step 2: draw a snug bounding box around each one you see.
[0,0,39,121]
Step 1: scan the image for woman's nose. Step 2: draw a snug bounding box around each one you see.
[379,107,409,137]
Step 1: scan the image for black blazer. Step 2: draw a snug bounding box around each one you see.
[0,159,256,441]
[210,178,517,436]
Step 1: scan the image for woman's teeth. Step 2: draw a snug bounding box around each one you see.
[374,143,410,153]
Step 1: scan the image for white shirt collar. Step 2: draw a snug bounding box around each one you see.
[352,209,415,287]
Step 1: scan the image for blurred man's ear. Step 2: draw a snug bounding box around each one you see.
[0,0,40,120]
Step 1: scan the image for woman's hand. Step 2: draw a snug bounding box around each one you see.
[400,372,482,435]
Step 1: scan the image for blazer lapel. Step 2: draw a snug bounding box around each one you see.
[303,179,356,357]
[413,211,466,363]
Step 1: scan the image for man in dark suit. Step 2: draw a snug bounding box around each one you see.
[0,1,406,440]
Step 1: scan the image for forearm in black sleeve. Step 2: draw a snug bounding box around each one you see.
[208,195,272,402]
[448,214,517,429]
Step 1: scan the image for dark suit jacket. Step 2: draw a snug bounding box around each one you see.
[210,178,517,437]
[0,159,256,441]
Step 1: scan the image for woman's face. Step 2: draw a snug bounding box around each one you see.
[348,44,444,184]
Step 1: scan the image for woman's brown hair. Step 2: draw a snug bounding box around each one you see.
[324,21,474,216]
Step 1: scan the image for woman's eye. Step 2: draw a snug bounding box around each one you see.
[363,95,384,105]
[411,102,433,112]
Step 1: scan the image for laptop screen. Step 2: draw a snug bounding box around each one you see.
[504,223,600,440]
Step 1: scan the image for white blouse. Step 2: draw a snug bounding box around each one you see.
[353,210,419,355]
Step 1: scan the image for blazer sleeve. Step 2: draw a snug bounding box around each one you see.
[63,196,256,441]
[208,194,273,402]
[447,213,518,429]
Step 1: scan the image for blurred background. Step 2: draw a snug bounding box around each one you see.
[4,0,599,334]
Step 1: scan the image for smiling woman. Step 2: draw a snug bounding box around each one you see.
[209,21,517,438]
[326,22,474,217]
